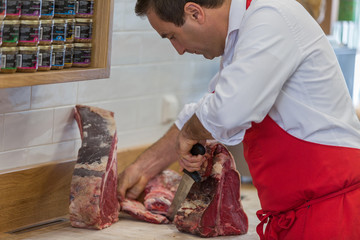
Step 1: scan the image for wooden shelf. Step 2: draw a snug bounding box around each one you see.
[0,0,114,89]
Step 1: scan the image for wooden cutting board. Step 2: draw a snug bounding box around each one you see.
[7,185,260,240]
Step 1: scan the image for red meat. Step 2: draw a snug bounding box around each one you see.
[174,142,248,237]
[69,105,120,229]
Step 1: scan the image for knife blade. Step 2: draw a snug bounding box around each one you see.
[167,143,206,221]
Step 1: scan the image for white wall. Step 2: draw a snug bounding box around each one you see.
[0,0,220,171]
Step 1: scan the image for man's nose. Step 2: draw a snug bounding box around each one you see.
[170,39,185,55]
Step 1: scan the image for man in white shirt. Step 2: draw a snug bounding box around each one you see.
[118,0,360,239]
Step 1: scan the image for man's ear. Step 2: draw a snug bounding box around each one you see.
[184,2,205,23]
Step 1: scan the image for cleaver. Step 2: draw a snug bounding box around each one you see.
[167,143,206,221]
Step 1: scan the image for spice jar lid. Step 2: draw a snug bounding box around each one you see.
[21,20,40,24]
[1,47,18,51]
[39,45,52,50]
[75,18,93,23]
[4,20,20,24]
[54,19,66,24]
[40,19,54,24]
[74,43,92,47]
[52,44,66,50]
[19,46,39,51]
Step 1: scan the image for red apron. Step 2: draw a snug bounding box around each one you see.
[243,115,360,239]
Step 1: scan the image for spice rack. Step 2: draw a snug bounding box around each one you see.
[0,0,114,88]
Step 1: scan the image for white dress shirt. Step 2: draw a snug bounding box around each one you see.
[175,0,360,149]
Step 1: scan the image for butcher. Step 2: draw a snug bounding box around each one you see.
[117,0,360,239]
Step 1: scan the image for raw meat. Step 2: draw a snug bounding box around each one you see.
[120,170,181,224]
[174,142,248,237]
[69,105,120,230]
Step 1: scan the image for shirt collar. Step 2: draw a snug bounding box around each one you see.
[225,0,247,46]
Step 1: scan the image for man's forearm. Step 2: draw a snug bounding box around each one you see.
[134,124,180,178]
[181,114,213,141]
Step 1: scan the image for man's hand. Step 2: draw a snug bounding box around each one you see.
[176,114,213,172]
[117,163,150,200]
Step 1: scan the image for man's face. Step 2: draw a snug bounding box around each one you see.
[147,8,224,59]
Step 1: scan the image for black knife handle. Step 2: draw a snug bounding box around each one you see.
[183,143,206,183]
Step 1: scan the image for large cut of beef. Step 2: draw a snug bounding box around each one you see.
[174,142,248,237]
[69,105,120,229]
[120,170,181,224]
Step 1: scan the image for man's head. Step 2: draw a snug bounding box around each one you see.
[136,0,230,59]
[135,0,225,26]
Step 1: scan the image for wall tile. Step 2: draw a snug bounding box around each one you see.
[117,125,171,149]
[27,140,78,165]
[0,115,3,151]
[0,149,27,171]
[4,109,54,150]
[0,87,31,114]
[137,96,162,128]
[111,32,142,66]
[31,82,78,109]
[53,107,80,143]
[140,32,179,63]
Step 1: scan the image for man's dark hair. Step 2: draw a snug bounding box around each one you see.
[135,0,225,26]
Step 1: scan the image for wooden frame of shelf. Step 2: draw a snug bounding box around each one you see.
[0,0,114,89]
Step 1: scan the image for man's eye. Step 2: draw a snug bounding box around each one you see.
[169,36,175,40]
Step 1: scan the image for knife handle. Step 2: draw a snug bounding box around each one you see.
[183,143,206,183]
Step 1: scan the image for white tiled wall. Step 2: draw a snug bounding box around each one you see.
[0,0,220,171]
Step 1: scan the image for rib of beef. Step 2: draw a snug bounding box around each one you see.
[174,142,249,237]
[120,170,181,224]
[69,105,120,229]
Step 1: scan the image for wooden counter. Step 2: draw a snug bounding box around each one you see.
[2,184,260,240]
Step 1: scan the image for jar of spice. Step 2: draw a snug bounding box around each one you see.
[51,44,65,69]
[20,0,41,20]
[17,46,39,72]
[5,0,21,20]
[38,45,52,70]
[3,19,19,46]
[64,43,73,67]
[1,46,17,73]
[75,0,93,18]
[55,0,76,18]
[41,0,55,19]
[73,42,90,67]
[0,0,6,20]
[0,21,4,46]
[19,20,40,46]
[65,18,74,42]
[39,19,53,45]
[53,18,66,44]
[74,18,91,43]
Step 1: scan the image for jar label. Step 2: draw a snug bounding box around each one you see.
[55,0,76,15]
[65,48,73,63]
[2,54,17,69]
[74,24,92,39]
[19,26,40,42]
[53,24,66,41]
[0,0,6,15]
[52,52,65,66]
[6,0,21,16]
[40,25,53,41]
[22,0,41,16]
[38,52,52,67]
[66,22,74,40]
[41,0,55,16]
[17,53,38,69]
[3,25,20,42]
[76,0,94,15]
[73,49,91,64]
